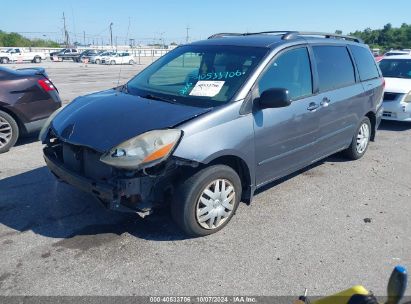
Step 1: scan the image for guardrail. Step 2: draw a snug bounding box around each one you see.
[0,46,174,57]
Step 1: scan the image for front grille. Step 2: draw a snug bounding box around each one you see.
[384,92,401,101]
[57,142,113,181]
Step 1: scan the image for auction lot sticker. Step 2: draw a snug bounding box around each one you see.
[189,81,225,97]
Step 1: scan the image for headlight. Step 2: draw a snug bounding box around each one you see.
[100,129,182,169]
[404,91,411,103]
[38,106,65,141]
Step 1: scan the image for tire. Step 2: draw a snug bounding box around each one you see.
[171,165,242,237]
[58,57,63,62]
[344,117,371,160]
[129,60,135,65]
[1,57,9,64]
[0,110,19,154]
[33,56,41,63]
[110,60,116,65]
[95,59,101,64]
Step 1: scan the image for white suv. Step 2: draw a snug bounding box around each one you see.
[102,52,135,65]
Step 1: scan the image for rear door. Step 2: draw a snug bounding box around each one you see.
[349,45,384,117]
[253,46,321,185]
[310,45,364,158]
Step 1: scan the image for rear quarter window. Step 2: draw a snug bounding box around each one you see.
[350,45,380,81]
[312,45,355,92]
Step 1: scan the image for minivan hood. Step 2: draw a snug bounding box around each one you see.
[51,90,211,152]
[384,77,411,94]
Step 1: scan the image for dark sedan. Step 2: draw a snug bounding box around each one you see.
[0,67,61,153]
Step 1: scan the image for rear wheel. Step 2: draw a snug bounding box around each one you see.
[33,56,41,63]
[1,57,9,64]
[110,60,116,65]
[344,117,371,160]
[171,165,242,237]
[0,110,19,154]
[95,59,101,64]
[129,59,135,65]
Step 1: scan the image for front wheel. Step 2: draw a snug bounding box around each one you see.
[110,60,116,65]
[171,165,242,237]
[129,60,135,65]
[344,117,371,160]
[1,57,9,64]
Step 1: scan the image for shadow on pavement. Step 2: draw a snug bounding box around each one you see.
[0,166,187,241]
[378,120,411,132]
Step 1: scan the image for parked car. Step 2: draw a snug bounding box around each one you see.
[53,48,79,61]
[89,51,112,64]
[379,55,411,121]
[77,49,100,62]
[0,67,61,153]
[101,52,135,65]
[0,48,46,64]
[383,50,411,57]
[40,31,384,236]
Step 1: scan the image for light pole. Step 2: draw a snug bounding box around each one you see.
[109,22,113,49]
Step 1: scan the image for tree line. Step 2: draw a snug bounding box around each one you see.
[0,30,59,48]
[2,23,411,50]
[349,23,411,51]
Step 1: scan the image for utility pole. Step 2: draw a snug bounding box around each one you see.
[185,26,190,44]
[83,31,86,46]
[109,22,113,49]
[63,12,69,47]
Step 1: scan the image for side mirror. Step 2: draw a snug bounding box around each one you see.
[258,88,291,109]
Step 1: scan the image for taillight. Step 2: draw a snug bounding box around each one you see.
[38,78,55,92]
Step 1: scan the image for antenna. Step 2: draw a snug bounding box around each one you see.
[116,18,131,89]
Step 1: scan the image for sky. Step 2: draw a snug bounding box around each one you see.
[1,0,411,45]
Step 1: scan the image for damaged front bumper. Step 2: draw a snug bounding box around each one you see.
[43,144,181,213]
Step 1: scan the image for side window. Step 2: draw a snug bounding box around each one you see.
[350,45,380,81]
[257,47,312,100]
[312,46,355,92]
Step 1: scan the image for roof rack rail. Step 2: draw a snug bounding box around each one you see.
[207,31,363,43]
[207,31,290,39]
[282,31,363,43]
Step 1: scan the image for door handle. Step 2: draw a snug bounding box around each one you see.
[320,97,330,107]
[307,102,319,112]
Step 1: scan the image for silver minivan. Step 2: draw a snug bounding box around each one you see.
[41,31,384,236]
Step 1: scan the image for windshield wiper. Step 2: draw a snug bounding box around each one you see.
[142,94,177,103]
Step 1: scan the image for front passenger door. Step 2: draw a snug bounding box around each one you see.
[253,46,321,185]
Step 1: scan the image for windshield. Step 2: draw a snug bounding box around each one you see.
[379,59,411,79]
[126,45,268,107]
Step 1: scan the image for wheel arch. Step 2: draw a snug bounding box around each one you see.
[365,111,376,141]
[203,154,253,203]
[0,105,24,133]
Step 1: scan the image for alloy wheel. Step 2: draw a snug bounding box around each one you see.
[356,122,370,154]
[0,116,12,148]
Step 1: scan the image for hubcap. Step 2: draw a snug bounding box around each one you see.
[0,117,12,148]
[356,122,370,154]
[196,179,236,230]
